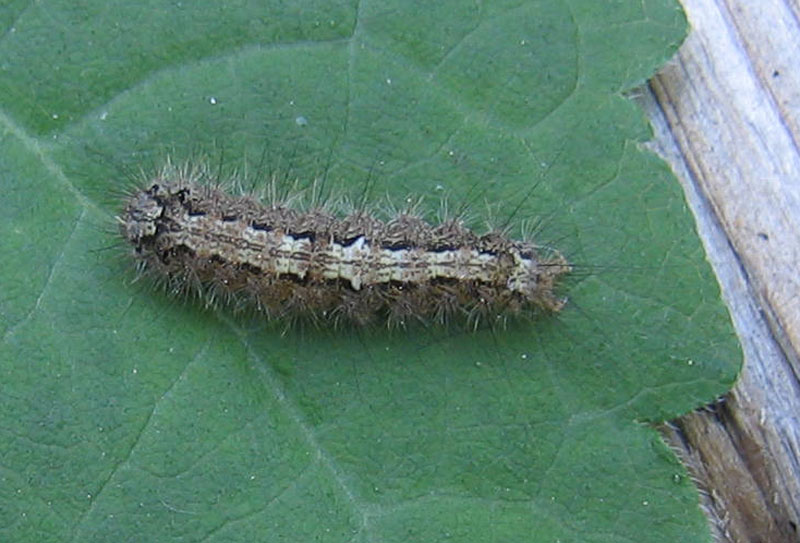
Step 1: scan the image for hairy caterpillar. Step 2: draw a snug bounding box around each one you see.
[118,160,571,328]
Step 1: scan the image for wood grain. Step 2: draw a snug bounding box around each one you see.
[636,0,800,541]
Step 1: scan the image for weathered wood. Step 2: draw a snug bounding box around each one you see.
[636,0,800,541]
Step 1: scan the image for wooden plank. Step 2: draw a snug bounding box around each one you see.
[635,0,800,541]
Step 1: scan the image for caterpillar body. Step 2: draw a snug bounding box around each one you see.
[119,162,571,328]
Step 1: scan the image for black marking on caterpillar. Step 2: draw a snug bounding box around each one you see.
[118,160,572,328]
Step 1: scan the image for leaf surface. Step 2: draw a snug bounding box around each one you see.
[0,1,740,541]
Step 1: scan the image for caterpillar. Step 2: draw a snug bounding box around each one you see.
[119,160,571,328]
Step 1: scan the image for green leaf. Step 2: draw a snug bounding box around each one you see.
[0,1,740,542]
